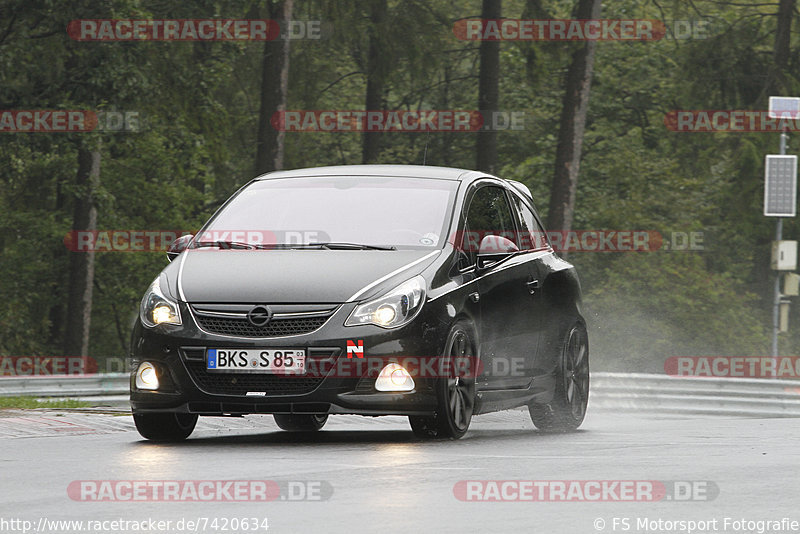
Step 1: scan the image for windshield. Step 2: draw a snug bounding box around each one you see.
[198,175,458,249]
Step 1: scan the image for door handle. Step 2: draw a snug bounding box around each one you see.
[468,292,480,303]
[526,279,539,294]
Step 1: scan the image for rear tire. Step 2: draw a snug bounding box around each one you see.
[273,413,328,431]
[410,322,476,439]
[529,322,589,432]
[133,413,198,442]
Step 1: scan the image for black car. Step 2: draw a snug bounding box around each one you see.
[130,165,589,441]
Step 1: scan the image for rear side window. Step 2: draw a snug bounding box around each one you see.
[512,195,548,250]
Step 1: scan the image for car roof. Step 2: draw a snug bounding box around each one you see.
[254,164,486,182]
[507,180,533,200]
[251,165,538,204]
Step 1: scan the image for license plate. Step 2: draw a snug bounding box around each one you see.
[206,348,306,374]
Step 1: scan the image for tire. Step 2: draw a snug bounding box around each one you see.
[273,413,328,431]
[133,412,198,442]
[529,322,589,432]
[409,322,476,439]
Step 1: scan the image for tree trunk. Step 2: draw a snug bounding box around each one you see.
[522,0,549,86]
[48,176,67,347]
[440,64,453,166]
[546,0,601,232]
[362,0,388,164]
[769,0,794,94]
[475,0,501,174]
[63,144,100,358]
[255,0,293,174]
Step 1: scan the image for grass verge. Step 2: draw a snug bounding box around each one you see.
[0,396,92,409]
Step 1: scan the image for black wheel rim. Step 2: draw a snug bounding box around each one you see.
[564,327,589,421]
[446,330,475,431]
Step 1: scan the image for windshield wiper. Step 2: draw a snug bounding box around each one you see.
[194,240,255,250]
[252,242,396,250]
[195,241,396,251]
[315,242,396,250]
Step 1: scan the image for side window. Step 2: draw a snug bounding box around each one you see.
[512,195,548,250]
[461,185,517,264]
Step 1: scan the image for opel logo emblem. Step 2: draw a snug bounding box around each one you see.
[247,305,272,327]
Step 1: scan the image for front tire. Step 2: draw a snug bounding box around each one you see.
[133,412,198,442]
[529,322,589,432]
[409,322,476,439]
[273,413,328,431]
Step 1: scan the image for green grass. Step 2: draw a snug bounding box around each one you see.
[0,396,92,409]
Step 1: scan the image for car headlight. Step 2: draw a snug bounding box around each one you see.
[345,276,426,329]
[140,277,182,327]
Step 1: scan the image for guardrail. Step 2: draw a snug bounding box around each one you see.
[0,373,128,397]
[1,372,799,417]
[589,372,800,417]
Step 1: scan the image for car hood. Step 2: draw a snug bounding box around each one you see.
[175,249,439,304]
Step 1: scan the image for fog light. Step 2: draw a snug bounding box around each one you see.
[375,363,414,392]
[135,362,159,390]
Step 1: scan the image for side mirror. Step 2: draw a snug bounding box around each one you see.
[166,234,194,262]
[477,235,519,270]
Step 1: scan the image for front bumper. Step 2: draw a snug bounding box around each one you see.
[130,301,448,416]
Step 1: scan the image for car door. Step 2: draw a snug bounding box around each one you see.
[508,190,551,380]
[462,183,534,389]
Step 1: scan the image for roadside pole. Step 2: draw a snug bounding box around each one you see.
[766,97,800,369]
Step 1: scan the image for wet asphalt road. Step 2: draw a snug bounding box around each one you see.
[0,407,798,534]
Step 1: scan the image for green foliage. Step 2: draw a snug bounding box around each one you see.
[1,0,798,372]
[0,396,92,409]
[584,253,769,372]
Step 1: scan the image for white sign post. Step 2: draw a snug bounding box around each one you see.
[766,96,800,362]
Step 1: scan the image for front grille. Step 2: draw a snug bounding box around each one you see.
[194,315,328,337]
[184,360,324,395]
[180,347,339,396]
